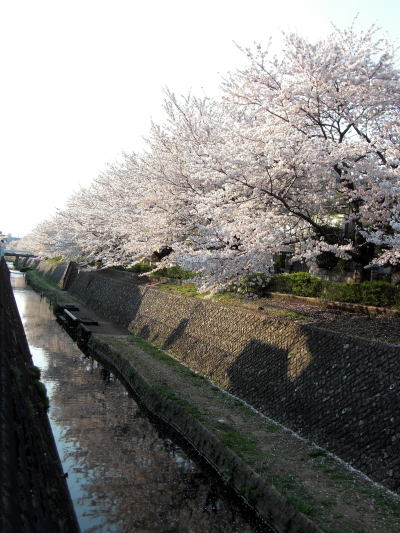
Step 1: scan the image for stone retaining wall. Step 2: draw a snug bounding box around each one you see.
[40,265,400,491]
[0,259,79,532]
[35,260,68,285]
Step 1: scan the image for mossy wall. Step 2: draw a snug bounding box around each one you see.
[34,260,68,285]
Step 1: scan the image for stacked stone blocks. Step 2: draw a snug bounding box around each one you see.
[38,263,399,491]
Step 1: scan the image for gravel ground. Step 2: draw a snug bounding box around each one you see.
[255,296,400,346]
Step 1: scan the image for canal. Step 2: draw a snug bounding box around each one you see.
[10,266,270,533]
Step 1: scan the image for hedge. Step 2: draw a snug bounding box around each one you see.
[269,273,400,308]
[152,265,197,280]
[271,272,323,297]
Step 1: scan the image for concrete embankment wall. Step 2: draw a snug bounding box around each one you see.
[32,259,70,285]
[0,259,79,533]
[35,261,400,491]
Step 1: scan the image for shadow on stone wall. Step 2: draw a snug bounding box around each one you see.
[69,270,146,328]
[227,339,288,418]
[163,318,189,350]
[227,327,399,491]
[139,325,151,340]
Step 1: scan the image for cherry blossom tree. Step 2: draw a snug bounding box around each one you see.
[23,24,400,289]
[217,24,400,280]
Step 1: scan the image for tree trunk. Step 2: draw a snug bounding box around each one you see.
[352,232,375,282]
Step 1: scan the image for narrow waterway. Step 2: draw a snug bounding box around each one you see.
[10,267,269,533]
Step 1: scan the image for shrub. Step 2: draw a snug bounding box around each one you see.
[236,273,270,297]
[321,280,398,306]
[153,265,197,280]
[270,273,291,293]
[272,272,323,297]
[45,256,65,265]
[271,273,399,307]
[126,262,153,274]
[320,281,363,304]
[360,281,396,307]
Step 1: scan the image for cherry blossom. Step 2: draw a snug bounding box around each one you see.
[23,25,400,289]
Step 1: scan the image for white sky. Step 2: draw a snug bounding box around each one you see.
[0,0,399,237]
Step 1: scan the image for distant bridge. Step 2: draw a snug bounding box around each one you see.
[0,249,35,260]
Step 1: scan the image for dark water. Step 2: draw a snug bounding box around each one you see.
[10,268,268,533]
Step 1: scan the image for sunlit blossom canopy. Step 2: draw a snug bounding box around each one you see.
[16,25,400,290]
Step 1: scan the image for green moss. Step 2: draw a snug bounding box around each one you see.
[127,335,180,365]
[214,423,261,459]
[151,265,197,280]
[241,481,263,504]
[126,335,211,386]
[212,292,242,305]
[157,283,202,298]
[356,487,400,515]
[153,383,206,421]
[267,473,320,517]
[25,270,62,304]
[44,257,66,265]
[27,364,49,412]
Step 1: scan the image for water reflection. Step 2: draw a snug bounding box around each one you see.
[11,269,266,533]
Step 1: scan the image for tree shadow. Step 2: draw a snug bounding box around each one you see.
[227,339,289,419]
[69,271,147,328]
[162,318,189,350]
[227,325,399,491]
[139,325,151,340]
